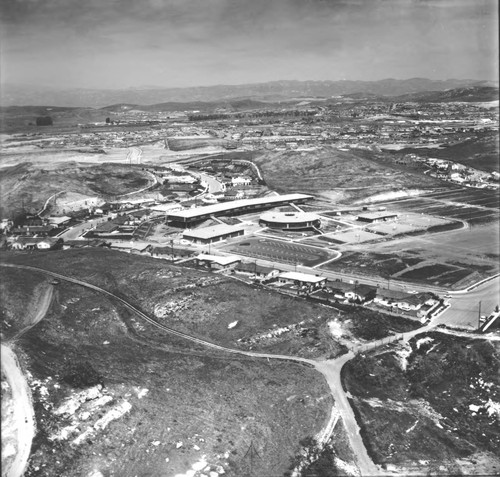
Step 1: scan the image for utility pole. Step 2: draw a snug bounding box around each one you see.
[478,301,482,330]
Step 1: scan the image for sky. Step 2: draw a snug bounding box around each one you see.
[0,0,498,90]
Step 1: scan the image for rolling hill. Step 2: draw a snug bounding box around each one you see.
[2,78,495,108]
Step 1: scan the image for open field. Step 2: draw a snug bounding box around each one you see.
[0,161,151,219]
[379,188,499,227]
[323,229,381,244]
[1,249,424,354]
[0,268,50,336]
[342,333,500,474]
[224,237,334,267]
[320,235,498,288]
[254,147,445,204]
[2,279,332,477]
[1,249,344,359]
[0,248,427,476]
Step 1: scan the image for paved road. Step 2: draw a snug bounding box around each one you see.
[437,277,500,329]
[240,255,445,294]
[1,344,36,477]
[57,217,109,240]
[197,172,225,194]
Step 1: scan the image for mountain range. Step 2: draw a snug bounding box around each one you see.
[1,78,498,108]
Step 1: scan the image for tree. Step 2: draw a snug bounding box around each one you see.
[61,360,103,388]
[36,116,53,126]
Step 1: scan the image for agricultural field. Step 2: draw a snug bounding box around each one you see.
[320,241,498,289]
[224,237,334,267]
[380,188,499,227]
[342,333,500,475]
[1,272,332,477]
[167,137,233,151]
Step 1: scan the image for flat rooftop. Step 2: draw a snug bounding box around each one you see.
[195,254,241,266]
[260,211,320,223]
[280,271,326,283]
[357,212,398,220]
[183,223,244,240]
[169,194,313,220]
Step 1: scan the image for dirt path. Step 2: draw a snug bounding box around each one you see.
[1,281,53,477]
[1,344,36,477]
[17,283,54,337]
[0,262,478,476]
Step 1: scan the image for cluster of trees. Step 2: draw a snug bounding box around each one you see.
[36,116,53,126]
[61,360,104,388]
[188,109,319,122]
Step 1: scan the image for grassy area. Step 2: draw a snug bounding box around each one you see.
[254,147,443,204]
[342,332,500,472]
[328,303,421,341]
[0,162,150,219]
[397,131,500,173]
[4,280,332,477]
[1,248,427,357]
[0,267,50,337]
[1,249,350,359]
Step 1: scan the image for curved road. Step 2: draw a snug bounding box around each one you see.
[2,263,495,475]
[437,277,500,329]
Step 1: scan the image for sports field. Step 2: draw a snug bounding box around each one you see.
[324,229,381,244]
[225,237,335,266]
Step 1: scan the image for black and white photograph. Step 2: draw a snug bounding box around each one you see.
[0,1,499,476]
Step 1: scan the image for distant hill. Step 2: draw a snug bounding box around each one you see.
[392,86,499,103]
[100,99,277,113]
[2,78,496,108]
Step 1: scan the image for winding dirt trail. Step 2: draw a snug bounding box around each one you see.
[1,344,36,477]
[1,281,54,477]
[1,262,472,476]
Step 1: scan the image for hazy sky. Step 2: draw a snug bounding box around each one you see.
[1,0,498,89]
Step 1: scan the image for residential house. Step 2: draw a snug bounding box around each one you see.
[235,262,280,281]
[277,272,327,292]
[194,254,241,271]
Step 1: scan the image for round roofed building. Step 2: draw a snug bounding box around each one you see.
[259,211,321,231]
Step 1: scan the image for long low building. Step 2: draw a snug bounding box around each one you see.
[278,271,327,290]
[183,223,245,244]
[357,212,398,223]
[167,194,313,226]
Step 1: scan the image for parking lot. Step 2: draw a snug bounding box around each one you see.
[224,237,335,267]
